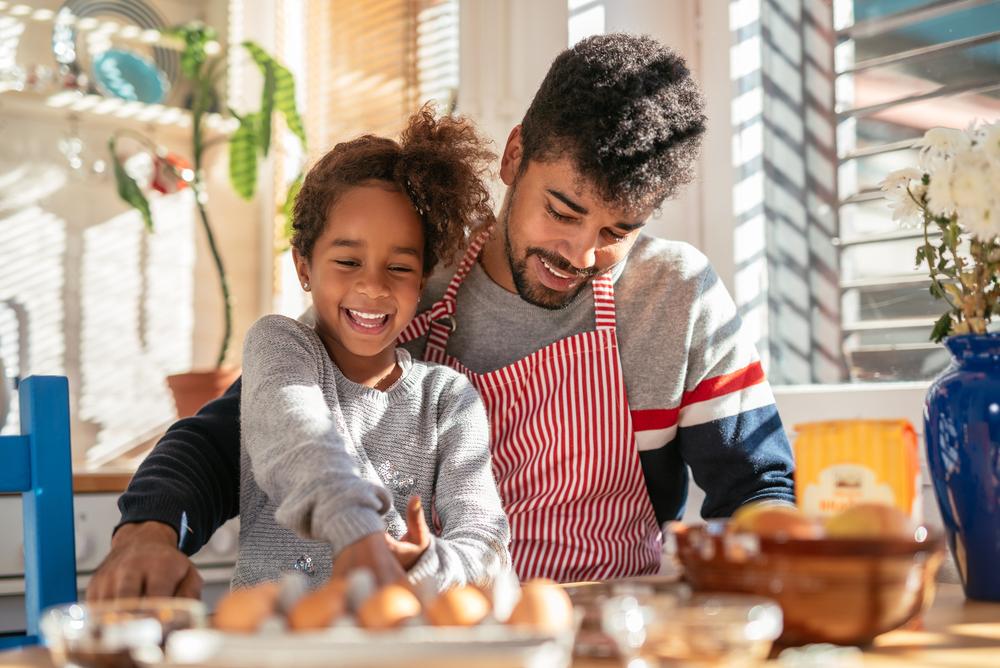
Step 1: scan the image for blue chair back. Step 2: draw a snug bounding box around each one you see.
[0,376,77,649]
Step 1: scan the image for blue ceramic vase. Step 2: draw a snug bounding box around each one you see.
[924,332,1000,601]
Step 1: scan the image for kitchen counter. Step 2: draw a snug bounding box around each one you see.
[71,471,134,495]
[0,584,995,667]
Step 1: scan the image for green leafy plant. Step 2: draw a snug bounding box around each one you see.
[109,22,306,368]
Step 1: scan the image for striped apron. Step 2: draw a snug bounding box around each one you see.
[399,230,661,581]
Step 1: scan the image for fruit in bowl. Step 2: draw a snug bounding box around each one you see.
[729,502,823,539]
[824,502,914,539]
[667,502,944,646]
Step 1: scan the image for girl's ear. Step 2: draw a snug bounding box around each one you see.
[292,248,311,289]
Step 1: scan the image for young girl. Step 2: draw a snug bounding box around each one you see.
[233,106,510,592]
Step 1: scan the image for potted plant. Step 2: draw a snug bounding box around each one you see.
[109,23,306,416]
[880,120,1000,601]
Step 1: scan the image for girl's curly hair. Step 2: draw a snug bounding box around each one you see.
[292,104,495,273]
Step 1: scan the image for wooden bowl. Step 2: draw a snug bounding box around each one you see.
[667,521,945,646]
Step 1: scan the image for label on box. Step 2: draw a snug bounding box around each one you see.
[793,419,921,521]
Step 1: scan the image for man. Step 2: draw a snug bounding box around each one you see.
[88,33,794,599]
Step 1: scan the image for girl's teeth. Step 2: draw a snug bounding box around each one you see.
[346,309,389,328]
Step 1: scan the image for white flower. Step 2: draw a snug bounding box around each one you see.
[879,167,922,192]
[950,151,993,211]
[880,168,926,227]
[926,159,956,217]
[980,122,1000,168]
[958,206,999,241]
[918,127,972,172]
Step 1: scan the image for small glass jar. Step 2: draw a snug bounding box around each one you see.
[601,590,782,667]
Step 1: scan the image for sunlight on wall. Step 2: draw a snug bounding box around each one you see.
[0,113,196,465]
[79,192,196,468]
[0,204,67,435]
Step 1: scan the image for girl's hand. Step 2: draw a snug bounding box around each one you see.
[331,532,407,586]
[386,496,431,570]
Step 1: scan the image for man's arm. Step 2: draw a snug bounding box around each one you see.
[676,265,795,518]
[116,378,242,554]
[89,374,242,600]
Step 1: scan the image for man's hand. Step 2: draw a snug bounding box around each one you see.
[386,496,431,570]
[331,532,407,586]
[86,522,203,601]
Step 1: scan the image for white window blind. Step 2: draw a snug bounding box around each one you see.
[303,0,459,150]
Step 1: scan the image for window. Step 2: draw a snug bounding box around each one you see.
[274,0,460,317]
[303,0,459,148]
[729,0,1000,384]
[834,0,1000,381]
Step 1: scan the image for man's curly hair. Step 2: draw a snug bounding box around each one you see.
[292,104,495,273]
[520,33,706,213]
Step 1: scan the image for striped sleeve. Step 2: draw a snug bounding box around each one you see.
[630,265,795,522]
[676,267,795,517]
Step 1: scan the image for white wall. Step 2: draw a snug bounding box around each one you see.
[0,0,269,466]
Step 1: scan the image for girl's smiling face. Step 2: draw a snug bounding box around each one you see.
[294,183,425,369]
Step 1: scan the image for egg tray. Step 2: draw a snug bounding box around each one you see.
[133,622,575,668]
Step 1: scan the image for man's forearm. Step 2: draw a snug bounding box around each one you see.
[117,380,242,554]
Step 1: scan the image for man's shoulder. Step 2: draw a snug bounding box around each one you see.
[622,234,711,281]
[616,234,714,304]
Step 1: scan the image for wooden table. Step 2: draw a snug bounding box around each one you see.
[1,584,996,667]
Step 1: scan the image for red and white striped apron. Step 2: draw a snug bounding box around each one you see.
[399,229,661,581]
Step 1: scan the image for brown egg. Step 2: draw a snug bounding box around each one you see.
[506,579,574,634]
[356,584,422,630]
[288,578,348,631]
[825,502,914,539]
[213,582,281,632]
[426,585,491,626]
[729,502,823,539]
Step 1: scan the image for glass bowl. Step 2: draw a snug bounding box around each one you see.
[40,598,207,668]
[601,590,782,667]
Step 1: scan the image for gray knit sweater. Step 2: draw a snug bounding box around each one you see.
[233,314,510,591]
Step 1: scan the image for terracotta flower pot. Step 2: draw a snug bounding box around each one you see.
[166,367,241,418]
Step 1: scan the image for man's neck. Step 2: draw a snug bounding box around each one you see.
[479,229,518,294]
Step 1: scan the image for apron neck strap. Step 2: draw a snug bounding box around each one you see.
[591,274,617,331]
[442,227,493,302]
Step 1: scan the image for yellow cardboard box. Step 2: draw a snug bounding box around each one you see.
[793,419,921,521]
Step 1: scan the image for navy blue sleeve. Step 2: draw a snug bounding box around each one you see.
[116,378,242,555]
[678,404,795,518]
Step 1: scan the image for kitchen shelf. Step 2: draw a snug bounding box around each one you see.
[0,88,236,138]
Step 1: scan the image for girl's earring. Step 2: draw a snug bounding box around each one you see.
[302,282,310,291]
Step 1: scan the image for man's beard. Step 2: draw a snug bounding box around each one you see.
[500,187,595,310]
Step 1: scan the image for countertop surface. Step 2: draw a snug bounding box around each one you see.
[0,584,996,667]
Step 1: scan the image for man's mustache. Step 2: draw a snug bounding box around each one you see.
[526,248,597,279]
